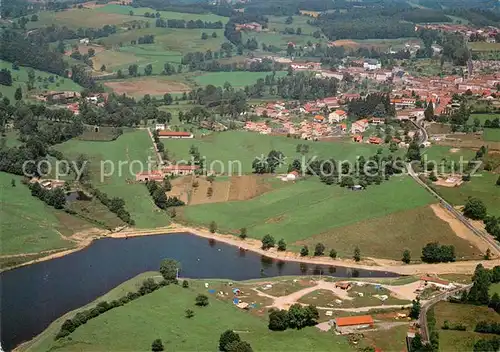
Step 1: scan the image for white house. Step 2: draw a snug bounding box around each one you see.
[350,119,369,134]
[363,59,381,71]
[420,276,454,290]
[155,124,166,131]
[79,38,90,45]
[328,109,347,123]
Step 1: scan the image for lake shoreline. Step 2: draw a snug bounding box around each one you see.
[3,223,499,275]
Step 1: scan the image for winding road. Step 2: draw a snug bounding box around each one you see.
[418,284,472,343]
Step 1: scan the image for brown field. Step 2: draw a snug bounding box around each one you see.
[65,44,106,57]
[427,122,452,135]
[104,78,191,96]
[38,8,132,27]
[296,205,483,261]
[171,175,274,206]
[330,40,359,49]
[435,133,500,151]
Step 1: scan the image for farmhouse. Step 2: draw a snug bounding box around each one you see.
[158,131,193,139]
[163,165,200,176]
[135,171,165,182]
[333,315,374,334]
[155,124,166,131]
[235,22,262,32]
[420,276,454,290]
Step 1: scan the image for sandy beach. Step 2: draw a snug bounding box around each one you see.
[3,223,498,276]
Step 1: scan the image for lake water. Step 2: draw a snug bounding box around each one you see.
[0,233,399,351]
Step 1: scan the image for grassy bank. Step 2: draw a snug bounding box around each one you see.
[434,172,500,217]
[0,59,82,101]
[177,176,460,260]
[434,301,500,352]
[22,274,352,352]
[54,129,170,228]
[0,172,79,256]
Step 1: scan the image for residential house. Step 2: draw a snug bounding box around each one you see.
[371,117,385,125]
[353,135,363,143]
[350,119,369,134]
[363,59,381,70]
[79,38,90,45]
[155,124,166,131]
[314,115,325,123]
[328,110,347,123]
[369,136,383,144]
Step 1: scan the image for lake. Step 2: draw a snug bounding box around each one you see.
[0,233,399,351]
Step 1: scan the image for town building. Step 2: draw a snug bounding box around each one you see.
[328,110,347,123]
[350,119,369,134]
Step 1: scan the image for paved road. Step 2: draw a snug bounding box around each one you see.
[406,119,500,255]
[419,284,472,343]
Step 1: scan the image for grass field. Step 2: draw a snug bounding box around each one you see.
[468,113,500,125]
[434,301,500,352]
[96,4,229,23]
[469,42,500,52]
[484,128,500,142]
[23,273,352,352]
[54,130,171,228]
[179,176,440,256]
[193,71,287,88]
[0,60,82,101]
[421,145,476,173]
[164,131,395,174]
[489,283,500,296]
[30,8,133,28]
[266,15,319,36]
[300,205,481,260]
[434,172,500,217]
[0,172,76,256]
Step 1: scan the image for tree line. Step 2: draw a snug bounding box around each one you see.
[155,18,223,29]
[56,258,180,340]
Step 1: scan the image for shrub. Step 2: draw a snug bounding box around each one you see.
[195,294,209,306]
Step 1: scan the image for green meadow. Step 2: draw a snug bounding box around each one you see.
[96,4,229,23]
[434,302,500,352]
[180,176,438,251]
[434,172,500,217]
[0,59,82,101]
[54,130,171,228]
[193,71,287,87]
[0,172,75,256]
[468,113,500,125]
[22,273,351,352]
[164,131,396,174]
[484,128,500,142]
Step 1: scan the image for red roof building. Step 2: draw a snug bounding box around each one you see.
[158,131,193,139]
[334,315,374,330]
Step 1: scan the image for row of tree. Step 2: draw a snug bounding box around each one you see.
[57,259,180,340]
[155,18,223,29]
